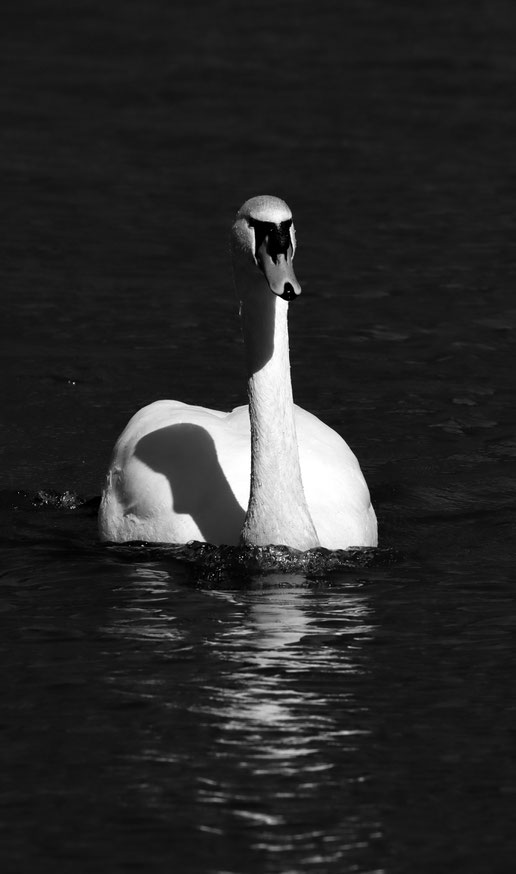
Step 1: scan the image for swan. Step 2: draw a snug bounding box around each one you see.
[98,195,377,550]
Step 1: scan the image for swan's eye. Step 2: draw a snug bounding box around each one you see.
[249,219,293,265]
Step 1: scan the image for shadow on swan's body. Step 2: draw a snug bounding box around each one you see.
[99,195,378,550]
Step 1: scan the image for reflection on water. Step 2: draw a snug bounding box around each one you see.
[99,564,382,870]
[212,576,371,750]
[244,576,316,657]
[2,501,515,873]
[104,564,184,642]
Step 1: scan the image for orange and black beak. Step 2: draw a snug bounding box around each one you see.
[251,219,301,302]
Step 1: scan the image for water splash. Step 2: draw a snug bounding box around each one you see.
[0,489,97,512]
[104,540,400,584]
[31,489,87,510]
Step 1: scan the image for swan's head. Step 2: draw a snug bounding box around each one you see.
[231,195,301,302]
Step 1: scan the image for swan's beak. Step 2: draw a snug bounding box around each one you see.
[256,243,302,302]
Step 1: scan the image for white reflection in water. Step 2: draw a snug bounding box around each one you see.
[215,573,374,741]
[202,574,381,864]
[101,563,382,864]
[103,563,186,643]
[245,574,314,657]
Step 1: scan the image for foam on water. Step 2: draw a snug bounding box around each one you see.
[103,539,400,585]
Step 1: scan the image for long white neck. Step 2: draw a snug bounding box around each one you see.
[237,272,320,549]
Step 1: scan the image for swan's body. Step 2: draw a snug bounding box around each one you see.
[99,195,377,550]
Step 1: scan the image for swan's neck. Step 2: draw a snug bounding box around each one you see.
[239,288,320,549]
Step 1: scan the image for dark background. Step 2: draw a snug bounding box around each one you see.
[3,0,515,497]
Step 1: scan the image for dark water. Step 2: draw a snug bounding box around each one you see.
[1,0,516,871]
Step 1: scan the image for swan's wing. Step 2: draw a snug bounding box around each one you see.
[99,400,251,545]
[295,406,378,548]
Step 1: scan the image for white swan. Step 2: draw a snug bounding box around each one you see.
[98,195,377,550]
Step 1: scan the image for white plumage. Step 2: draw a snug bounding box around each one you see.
[99,195,377,550]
